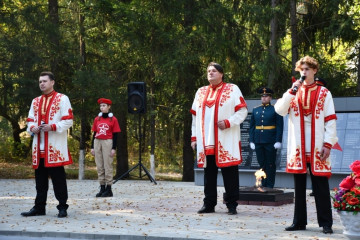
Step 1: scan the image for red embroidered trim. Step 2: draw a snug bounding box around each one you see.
[51,124,57,131]
[61,108,74,120]
[288,89,296,95]
[197,152,205,168]
[287,147,302,168]
[290,99,299,116]
[315,88,328,119]
[219,84,233,107]
[205,148,215,155]
[48,144,65,163]
[32,145,38,169]
[217,141,240,164]
[49,93,61,121]
[27,118,34,122]
[314,147,331,171]
[191,136,196,142]
[224,119,230,128]
[325,114,337,122]
[190,109,196,115]
[197,87,207,109]
[323,142,332,149]
[235,97,247,112]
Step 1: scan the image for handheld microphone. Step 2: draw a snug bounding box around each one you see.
[292,75,306,93]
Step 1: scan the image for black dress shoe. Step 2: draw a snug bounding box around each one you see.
[197,205,215,214]
[285,224,306,231]
[58,209,67,218]
[21,207,45,217]
[227,208,237,215]
[323,226,333,234]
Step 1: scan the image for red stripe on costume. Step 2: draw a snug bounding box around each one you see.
[190,109,196,116]
[191,136,196,142]
[27,118,34,122]
[235,96,247,112]
[323,142,332,149]
[325,114,337,122]
[61,108,74,120]
[224,119,230,128]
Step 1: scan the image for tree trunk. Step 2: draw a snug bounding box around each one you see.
[290,0,299,76]
[48,0,60,74]
[268,0,279,89]
[78,0,86,180]
[181,0,197,182]
[149,84,156,178]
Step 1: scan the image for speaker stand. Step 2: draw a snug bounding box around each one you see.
[113,114,157,185]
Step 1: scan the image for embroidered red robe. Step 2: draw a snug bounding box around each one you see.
[26,91,74,169]
[191,82,248,168]
[275,83,338,177]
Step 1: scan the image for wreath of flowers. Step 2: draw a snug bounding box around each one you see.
[332,160,360,215]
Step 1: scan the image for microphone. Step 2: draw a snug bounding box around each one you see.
[292,75,306,93]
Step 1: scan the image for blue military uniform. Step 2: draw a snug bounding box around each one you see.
[249,87,283,188]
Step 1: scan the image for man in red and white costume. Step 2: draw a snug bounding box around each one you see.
[22,71,73,218]
[191,62,248,215]
[275,56,337,234]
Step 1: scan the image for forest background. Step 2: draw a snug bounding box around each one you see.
[0,0,359,181]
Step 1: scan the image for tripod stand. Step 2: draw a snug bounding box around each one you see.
[113,114,157,184]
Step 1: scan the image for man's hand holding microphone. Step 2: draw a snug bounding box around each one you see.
[291,75,306,94]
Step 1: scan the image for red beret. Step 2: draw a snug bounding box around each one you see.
[97,98,112,105]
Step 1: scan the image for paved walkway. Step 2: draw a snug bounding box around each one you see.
[0,179,346,240]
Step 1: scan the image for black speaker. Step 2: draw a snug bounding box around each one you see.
[128,82,146,114]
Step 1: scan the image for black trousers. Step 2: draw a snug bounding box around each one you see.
[255,143,277,188]
[34,158,69,211]
[292,164,332,227]
[203,155,239,209]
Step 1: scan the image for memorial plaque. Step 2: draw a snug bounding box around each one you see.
[344,130,360,149]
[346,113,360,129]
[330,150,343,171]
[279,148,288,170]
[336,113,348,130]
[239,147,252,169]
[341,149,360,171]
[281,131,288,150]
[250,154,260,168]
[336,129,346,151]
[283,115,289,131]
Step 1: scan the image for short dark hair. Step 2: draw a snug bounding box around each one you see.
[40,71,55,80]
[207,62,224,80]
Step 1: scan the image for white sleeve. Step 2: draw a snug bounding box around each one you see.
[274,90,295,116]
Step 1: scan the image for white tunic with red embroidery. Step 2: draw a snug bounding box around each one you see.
[274,84,338,177]
[191,82,248,168]
[26,92,74,169]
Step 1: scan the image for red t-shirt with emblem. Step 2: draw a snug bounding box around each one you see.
[92,116,121,140]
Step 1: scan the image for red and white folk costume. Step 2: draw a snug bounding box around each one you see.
[191,82,248,168]
[26,91,74,169]
[275,83,338,177]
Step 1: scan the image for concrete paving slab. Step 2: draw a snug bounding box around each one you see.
[0,179,347,240]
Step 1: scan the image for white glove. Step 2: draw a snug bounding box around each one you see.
[274,142,281,149]
[250,142,255,150]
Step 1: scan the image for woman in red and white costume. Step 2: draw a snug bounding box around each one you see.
[275,56,338,234]
[91,98,121,197]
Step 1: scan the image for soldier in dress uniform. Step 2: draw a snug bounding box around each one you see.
[249,87,283,188]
